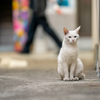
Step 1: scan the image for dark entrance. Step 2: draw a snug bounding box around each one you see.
[0,0,13,51]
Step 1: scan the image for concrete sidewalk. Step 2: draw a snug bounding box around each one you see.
[0,51,99,100]
[0,51,94,70]
[0,69,100,100]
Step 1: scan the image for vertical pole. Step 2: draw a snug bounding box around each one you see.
[92,0,99,49]
[98,0,100,77]
[97,0,100,77]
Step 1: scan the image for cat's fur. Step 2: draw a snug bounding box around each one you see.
[58,26,85,81]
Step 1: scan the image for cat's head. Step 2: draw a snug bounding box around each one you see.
[63,26,81,44]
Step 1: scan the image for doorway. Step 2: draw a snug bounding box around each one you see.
[0,0,13,51]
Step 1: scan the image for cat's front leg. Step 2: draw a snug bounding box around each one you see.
[63,63,69,81]
[70,63,76,81]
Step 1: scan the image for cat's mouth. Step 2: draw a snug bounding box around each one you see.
[70,41,76,44]
[72,41,75,43]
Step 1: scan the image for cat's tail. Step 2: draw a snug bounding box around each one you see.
[79,73,85,80]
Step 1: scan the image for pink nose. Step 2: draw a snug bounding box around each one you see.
[72,40,74,42]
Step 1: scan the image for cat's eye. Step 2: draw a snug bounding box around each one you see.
[69,36,71,38]
[74,36,77,38]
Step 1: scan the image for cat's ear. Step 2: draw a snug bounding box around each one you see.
[63,27,69,35]
[75,26,81,34]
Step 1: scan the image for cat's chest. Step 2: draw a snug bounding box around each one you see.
[61,47,78,62]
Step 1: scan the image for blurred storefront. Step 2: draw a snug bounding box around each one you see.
[0,0,94,52]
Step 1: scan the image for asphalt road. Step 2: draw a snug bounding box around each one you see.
[0,69,100,100]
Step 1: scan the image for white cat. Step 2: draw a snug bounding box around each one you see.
[58,26,85,81]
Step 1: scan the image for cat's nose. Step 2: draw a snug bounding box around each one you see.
[72,40,74,42]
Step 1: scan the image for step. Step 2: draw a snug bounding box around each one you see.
[0,51,94,70]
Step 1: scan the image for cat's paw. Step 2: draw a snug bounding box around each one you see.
[74,77,79,81]
[63,78,69,81]
[70,78,75,81]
